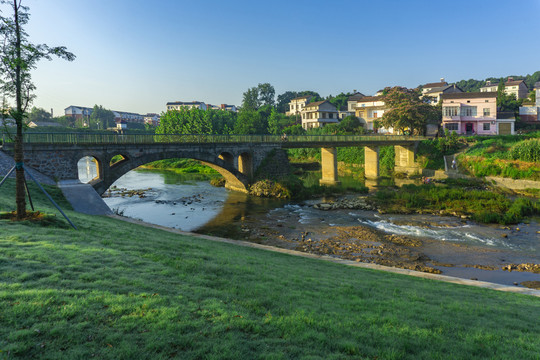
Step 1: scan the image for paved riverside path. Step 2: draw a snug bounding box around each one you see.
[110,215,540,298]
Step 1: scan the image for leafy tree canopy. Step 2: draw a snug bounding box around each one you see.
[380,87,440,135]
[25,106,51,124]
[241,83,275,110]
[89,105,115,129]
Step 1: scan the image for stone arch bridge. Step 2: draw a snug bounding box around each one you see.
[1,133,428,195]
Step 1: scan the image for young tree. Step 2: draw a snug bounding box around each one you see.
[0,0,75,219]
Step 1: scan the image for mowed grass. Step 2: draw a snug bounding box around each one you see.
[0,180,539,359]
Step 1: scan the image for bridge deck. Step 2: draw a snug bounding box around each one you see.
[2,133,429,148]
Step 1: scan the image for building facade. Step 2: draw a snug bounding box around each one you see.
[286,96,312,117]
[479,77,529,99]
[166,101,208,111]
[354,95,392,133]
[518,81,540,123]
[301,101,339,129]
[441,92,514,135]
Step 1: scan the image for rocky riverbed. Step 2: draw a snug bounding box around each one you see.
[227,195,540,290]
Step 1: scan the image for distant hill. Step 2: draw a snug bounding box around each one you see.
[450,71,540,93]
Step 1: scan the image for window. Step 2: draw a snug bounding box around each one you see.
[483,123,490,131]
[445,123,458,130]
[460,106,477,117]
[483,108,490,116]
[485,100,489,102]
[443,106,459,116]
[372,111,378,118]
[322,113,327,119]
[329,113,333,119]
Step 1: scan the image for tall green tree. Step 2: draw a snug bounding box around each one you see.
[26,106,51,124]
[0,0,75,219]
[380,87,440,135]
[90,105,115,129]
[241,86,260,111]
[257,83,275,107]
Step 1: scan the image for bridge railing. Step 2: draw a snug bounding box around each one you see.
[2,132,428,145]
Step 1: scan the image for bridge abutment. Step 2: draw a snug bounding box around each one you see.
[394,144,420,175]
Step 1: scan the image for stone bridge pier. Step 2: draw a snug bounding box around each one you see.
[16,143,283,195]
[319,143,420,184]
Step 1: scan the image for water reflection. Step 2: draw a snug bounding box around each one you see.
[78,156,98,183]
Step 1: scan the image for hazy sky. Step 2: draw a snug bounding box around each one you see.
[9,0,540,116]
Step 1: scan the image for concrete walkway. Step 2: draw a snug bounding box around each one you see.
[59,180,112,215]
[109,215,540,298]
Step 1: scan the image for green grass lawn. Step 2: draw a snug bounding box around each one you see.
[0,179,539,359]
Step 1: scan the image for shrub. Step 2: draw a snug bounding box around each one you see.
[509,139,540,162]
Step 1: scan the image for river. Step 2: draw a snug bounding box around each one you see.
[78,158,540,288]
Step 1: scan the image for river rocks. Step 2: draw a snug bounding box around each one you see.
[521,281,540,290]
[313,197,376,211]
[502,263,540,273]
[103,186,152,198]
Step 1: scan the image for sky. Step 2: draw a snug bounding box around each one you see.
[6,0,540,116]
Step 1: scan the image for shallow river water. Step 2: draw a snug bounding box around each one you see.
[88,165,540,288]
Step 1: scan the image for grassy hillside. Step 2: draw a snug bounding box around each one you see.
[0,179,539,359]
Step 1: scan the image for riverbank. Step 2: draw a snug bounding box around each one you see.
[1,178,540,359]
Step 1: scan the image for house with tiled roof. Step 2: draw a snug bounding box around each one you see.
[519,82,540,123]
[166,101,207,111]
[286,95,312,117]
[480,77,529,99]
[423,84,463,105]
[354,95,392,133]
[301,100,339,129]
[441,92,514,135]
[346,92,366,112]
[421,78,448,94]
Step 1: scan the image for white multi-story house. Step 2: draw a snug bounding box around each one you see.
[166,101,208,111]
[144,113,160,126]
[421,78,448,94]
[354,95,392,133]
[519,81,540,123]
[286,95,312,117]
[480,77,529,99]
[301,101,339,129]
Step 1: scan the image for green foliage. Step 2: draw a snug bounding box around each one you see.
[156,108,214,134]
[241,83,275,110]
[90,105,115,129]
[380,87,441,135]
[267,108,299,135]
[233,110,268,134]
[25,107,51,124]
[143,158,218,175]
[509,138,540,162]
[326,92,352,111]
[375,183,540,224]
[379,146,395,175]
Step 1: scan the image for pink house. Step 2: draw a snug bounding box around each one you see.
[441,92,514,135]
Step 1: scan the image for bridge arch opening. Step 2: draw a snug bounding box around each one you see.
[218,152,234,166]
[110,154,128,167]
[238,152,253,179]
[78,156,101,183]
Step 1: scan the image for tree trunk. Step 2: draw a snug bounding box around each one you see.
[14,0,26,219]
